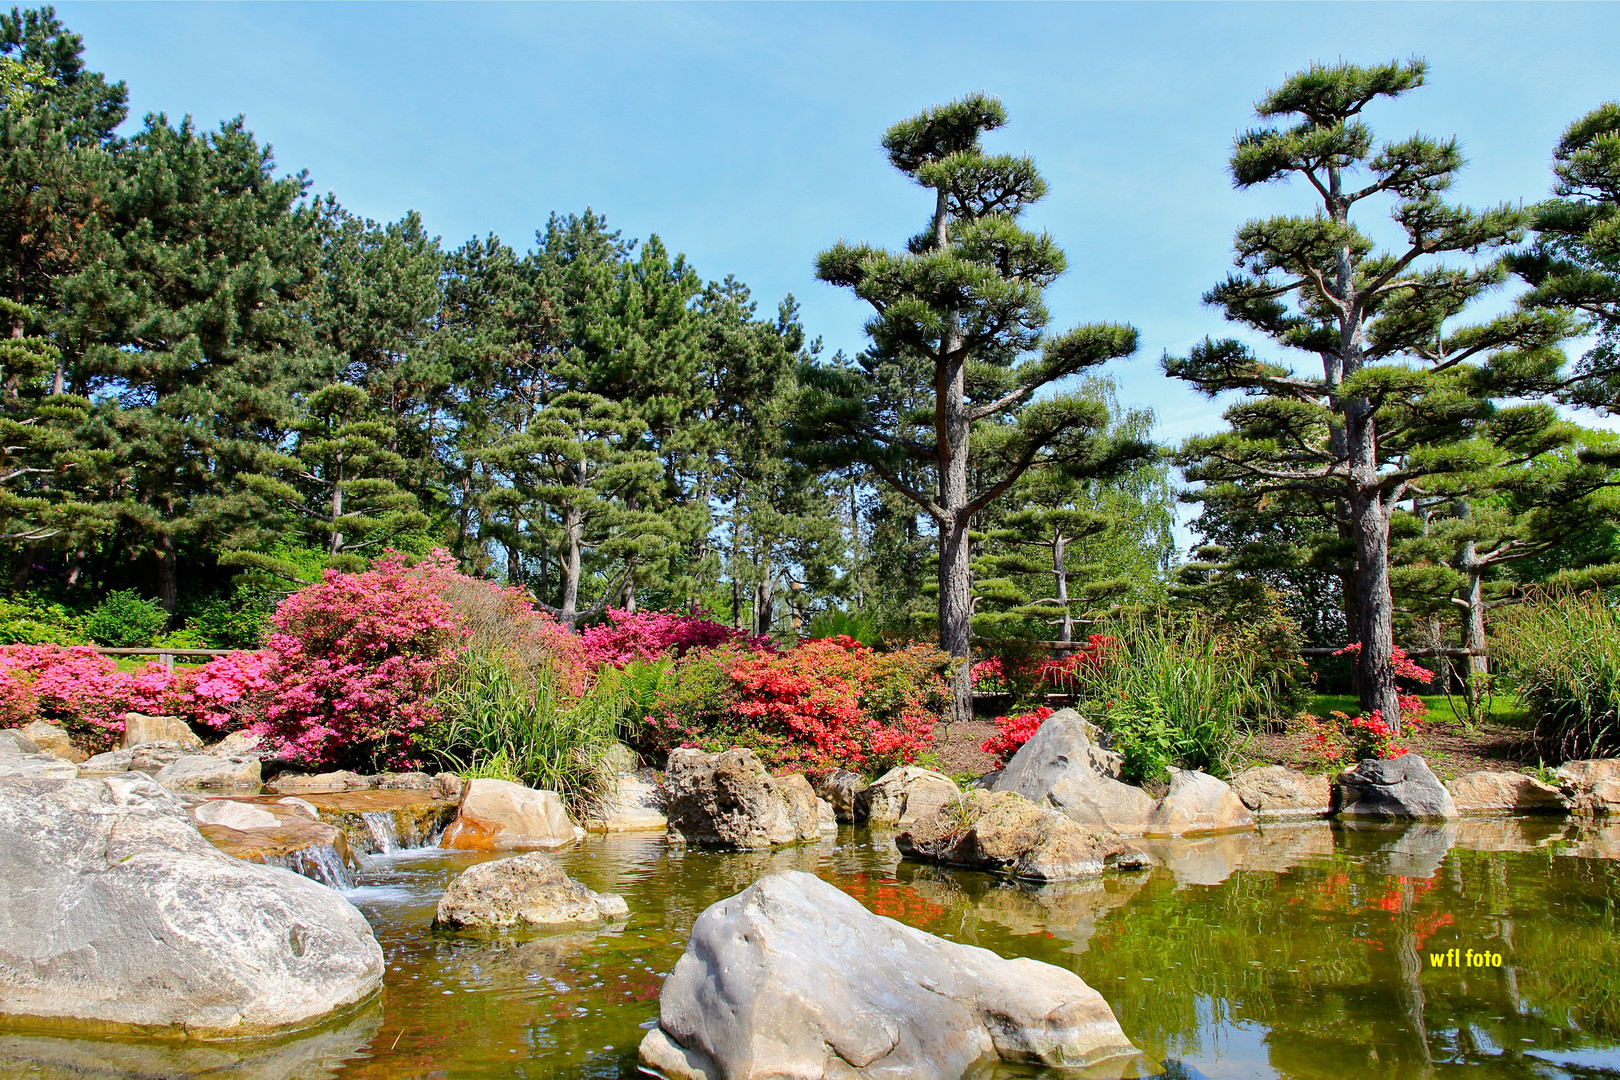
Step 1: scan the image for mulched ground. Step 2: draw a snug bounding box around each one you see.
[930,720,1003,780]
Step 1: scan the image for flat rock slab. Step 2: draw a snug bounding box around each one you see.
[1447,771,1568,815]
[433,852,627,930]
[1230,765,1332,820]
[1334,755,1457,820]
[898,790,1151,881]
[586,770,667,833]
[0,776,382,1037]
[442,779,579,851]
[664,748,820,849]
[639,870,1139,1080]
[990,713,1157,836]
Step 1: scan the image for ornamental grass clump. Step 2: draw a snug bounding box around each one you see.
[1494,592,1620,759]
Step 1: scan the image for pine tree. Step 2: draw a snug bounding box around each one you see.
[1166,61,1576,730]
[803,94,1143,723]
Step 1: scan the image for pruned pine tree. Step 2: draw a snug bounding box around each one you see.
[804,94,1142,723]
[1166,60,1576,730]
[0,299,90,541]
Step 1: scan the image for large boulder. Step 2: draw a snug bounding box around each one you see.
[586,769,667,833]
[19,720,86,763]
[638,871,1139,1080]
[267,770,371,795]
[1230,765,1332,820]
[441,778,579,851]
[1144,769,1254,836]
[122,712,203,751]
[1554,759,1620,815]
[1447,771,1569,815]
[989,712,1156,835]
[432,852,628,930]
[1334,755,1457,820]
[813,768,869,824]
[664,747,820,849]
[155,753,262,792]
[0,776,382,1036]
[897,790,1151,881]
[0,729,77,781]
[206,729,264,758]
[860,765,960,827]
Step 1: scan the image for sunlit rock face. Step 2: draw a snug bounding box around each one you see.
[990,712,1156,835]
[0,776,383,1037]
[442,779,579,851]
[639,870,1140,1080]
[1230,764,1332,820]
[1144,769,1254,836]
[1333,755,1457,820]
[433,852,628,930]
[663,747,820,849]
[1446,770,1568,815]
[897,789,1151,881]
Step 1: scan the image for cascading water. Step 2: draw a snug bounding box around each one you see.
[265,843,356,890]
[360,811,401,854]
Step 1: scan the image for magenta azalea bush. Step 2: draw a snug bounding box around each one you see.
[580,607,768,668]
[0,645,184,752]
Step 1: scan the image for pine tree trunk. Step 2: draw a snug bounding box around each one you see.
[156,531,178,614]
[558,506,583,629]
[755,570,775,637]
[1349,448,1401,730]
[937,318,973,728]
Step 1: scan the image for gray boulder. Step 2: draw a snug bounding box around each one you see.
[366,771,437,791]
[207,729,265,758]
[1144,769,1254,836]
[155,753,262,792]
[860,765,960,826]
[1334,755,1457,820]
[1446,770,1568,815]
[638,871,1138,1080]
[0,729,78,781]
[1554,759,1620,815]
[897,790,1151,881]
[432,852,627,930]
[664,747,820,849]
[80,740,187,778]
[813,768,869,823]
[0,776,383,1036]
[990,712,1156,835]
[1230,764,1333,820]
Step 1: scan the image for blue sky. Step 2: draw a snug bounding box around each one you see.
[58,1,1620,450]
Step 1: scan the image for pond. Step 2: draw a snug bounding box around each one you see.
[3,818,1618,1079]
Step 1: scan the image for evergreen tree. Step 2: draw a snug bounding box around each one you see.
[1167,61,1575,729]
[803,94,1143,723]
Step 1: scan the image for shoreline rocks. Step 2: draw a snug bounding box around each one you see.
[122,712,203,751]
[1554,759,1620,815]
[441,778,579,851]
[1334,755,1457,820]
[432,852,627,930]
[1446,770,1568,815]
[1231,765,1332,821]
[19,720,85,763]
[1144,769,1253,836]
[0,730,78,780]
[586,769,668,833]
[639,870,1139,1080]
[897,790,1151,880]
[664,748,820,849]
[990,711,1156,835]
[860,765,960,827]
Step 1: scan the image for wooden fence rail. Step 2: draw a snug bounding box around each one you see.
[92,646,236,670]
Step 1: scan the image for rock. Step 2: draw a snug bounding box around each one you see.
[298,789,458,854]
[207,729,264,758]
[586,769,667,832]
[432,852,628,930]
[1334,755,1457,820]
[1447,771,1569,815]
[1230,765,1333,820]
[1554,759,1620,814]
[638,871,1138,1080]
[275,796,321,820]
[860,765,961,827]
[155,754,262,792]
[0,776,383,1036]
[431,772,463,801]
[366,771,436,791]
[0,728,77,781]
[19,720,85,763]
[441,778,578,851]
[813,768,869,823]
[194,799,280,830]
[1144,769,1254,836]
[189,798,359,889]
[121,712,203,751]
[898,790,1151,881]
[601,741,640,774]
[76,740,186,778]
[664,747,821,849]
[77,747,133,776]
[990,712,1157,835]
[817,796,838,833]
[266,770,371,795]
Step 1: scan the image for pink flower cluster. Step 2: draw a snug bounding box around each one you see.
[581,608,768,668]
[0,645,183,752]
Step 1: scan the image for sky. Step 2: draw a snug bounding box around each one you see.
[54,1,1620,456]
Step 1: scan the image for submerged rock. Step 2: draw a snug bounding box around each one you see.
[1334,755,1457,820]
[0,776,382,1036]
[0,729,77,781]
[155,753,262,792]
[1447,770,1568,815]
[1144,769,1253,836]
[266,770,371,795]
[366,771,436,791]
[433,852,627,930]
[638,870,1138,1080]
[813,768,869,823]
[990,712,1157,835]
[1554,759,1620,815]
[860,765,960,826]
[897,790,1151,881]
[664,747,820,849]
[442,779,579,851]
[1230,765,1332,820]
[299,789,458,854]
[122,712,202,750]
[19,720,85,763]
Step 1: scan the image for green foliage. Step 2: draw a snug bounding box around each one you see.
[1493,591,1620,759]
[0,593,85,644]
[179,590,274,650]
[807,608,882,647]
[84,589,168,647]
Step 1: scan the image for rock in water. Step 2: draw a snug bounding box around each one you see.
[1446,771,1568,815]
[663,748,820,849]
[586,769,667,832]
[990,712,1157,835]
[1144,769,1253,836]
[1230,765,1332,820]
[266,771,371,795]
[638,871,1139,1080]
[859,765,960,827]
[1334,755,1457,820]
[897,790,1151,881]
[441,779,579,851]
[0,776,383,1036]
[206,729,264,758]
[813,768,870,823]
[155,754,262,792]
[433,852,628,930]
[1554,759,1620,815]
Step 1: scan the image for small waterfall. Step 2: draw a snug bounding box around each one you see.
[360,811,401,855]
[265,843,356,890]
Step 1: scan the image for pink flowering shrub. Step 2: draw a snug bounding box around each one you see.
[186,650,278,732]
[581,608,768,668]
[251,551,466,771]
[0,644,186,752]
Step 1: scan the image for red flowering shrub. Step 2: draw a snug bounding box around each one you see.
[980,705,1053,766]
[251,551,466,771]
[1297,708,1414,766]
[1331,643,1434,725]
[970,657,1007,693]
[581,608,767,668]
[1035,635,1119,693]
[0,644,186,752]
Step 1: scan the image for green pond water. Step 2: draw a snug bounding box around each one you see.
[5,818,1620,1080]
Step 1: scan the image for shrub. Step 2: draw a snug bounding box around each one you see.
[437,574,592,699]
[85,590,169,648]
[1494,591,1620,759]
[581,607,765,668]
[0,644,184,751]
[980,705,1053,766]
[807,609,882,648]
[185,650,277,732]
[1296,708,1412,767]
[0,594,87,645]
[1331,643,1433,726]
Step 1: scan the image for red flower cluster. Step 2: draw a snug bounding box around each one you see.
[1297,707,1415,766]
[581,608,768,668]
[979,705,1053,766]
[1034,635,1119,693]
